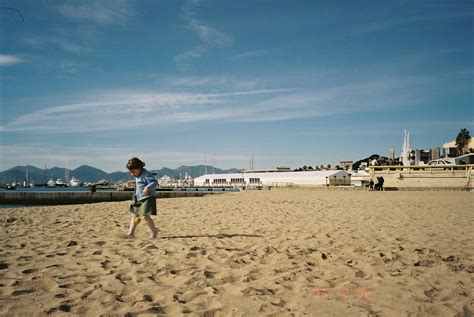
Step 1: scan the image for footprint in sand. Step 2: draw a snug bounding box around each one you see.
[143,294,153,302]
[58,283,72,289]
[173,293,187,304]
[148,305,165,314]
[204,271,215,279]
[66,240,78,247]
[46,264,62,269]
[100,260,110,269]
[11,289,34,296]
[115,274,126,285]
[22,268,38,274]
[46,303,72,314]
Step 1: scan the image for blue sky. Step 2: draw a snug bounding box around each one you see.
[0,0,472,172]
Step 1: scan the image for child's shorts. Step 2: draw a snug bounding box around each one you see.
[129,196,157,216]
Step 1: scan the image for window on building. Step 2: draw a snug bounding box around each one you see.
[249,178,261,184]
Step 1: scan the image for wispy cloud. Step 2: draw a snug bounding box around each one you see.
[174,46,206,71]
[181,0,232,47]
[166,75,267,91]
[344,12,474,37]
[234,49,269,59]
[0,89,287,133]
[0,76,428,134]
[25,37,91,55]
[234,78,425,122]
[0,55,22,66]
[58,61,81,74]
[175,0,232,70]
[56,0,134,25]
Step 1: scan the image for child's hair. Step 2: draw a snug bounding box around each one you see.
[126,157,145,170]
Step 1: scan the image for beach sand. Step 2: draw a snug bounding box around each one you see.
[1,189,472,316]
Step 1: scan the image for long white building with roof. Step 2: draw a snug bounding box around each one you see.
[194,169,351,187]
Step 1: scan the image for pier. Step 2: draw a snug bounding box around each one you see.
[0,188,239,206]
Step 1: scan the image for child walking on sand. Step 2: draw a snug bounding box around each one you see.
[126,157,159,238]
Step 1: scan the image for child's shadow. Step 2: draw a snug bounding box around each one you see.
[160,233,263,239]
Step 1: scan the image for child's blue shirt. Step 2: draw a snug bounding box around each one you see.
[134,169,157,201]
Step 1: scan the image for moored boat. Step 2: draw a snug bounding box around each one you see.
[69,176,82,187]
[47,178,56,187]
[55,179,67,187]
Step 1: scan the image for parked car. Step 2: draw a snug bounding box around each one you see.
[454,153,474,165]
[427,159,454,166]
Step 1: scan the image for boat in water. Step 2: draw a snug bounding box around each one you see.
[55,179,67,187]
[47,178,56,187]
[69,176,82,187]
[5,181,17,190]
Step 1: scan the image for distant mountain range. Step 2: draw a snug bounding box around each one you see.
[0,165,241,185]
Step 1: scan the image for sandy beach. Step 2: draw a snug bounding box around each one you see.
[1,189,472,316]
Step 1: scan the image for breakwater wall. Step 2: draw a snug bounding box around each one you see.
[0,190,235,206]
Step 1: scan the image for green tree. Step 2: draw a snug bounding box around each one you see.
[455,128,471,155]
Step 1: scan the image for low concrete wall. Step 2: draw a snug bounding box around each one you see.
[370,165,474,190]
[383,174,469,189]
[0,191,229,205]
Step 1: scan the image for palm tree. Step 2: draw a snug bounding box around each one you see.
[455,128,471,155]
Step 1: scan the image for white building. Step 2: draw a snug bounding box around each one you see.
[194,170,351,187]
[339,160,353,171]
[443,139,474,157]
[347,170,370,187]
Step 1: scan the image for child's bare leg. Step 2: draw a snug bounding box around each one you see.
[144,215,158,238]
[128,215,138,236]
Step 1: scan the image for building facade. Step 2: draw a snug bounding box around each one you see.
[339,161,353,171]
[194,170,352,187]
